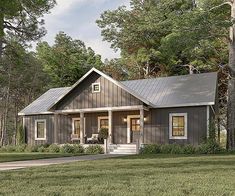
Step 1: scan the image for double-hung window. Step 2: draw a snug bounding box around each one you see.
[169,113,187,139]
[35,119,46,140]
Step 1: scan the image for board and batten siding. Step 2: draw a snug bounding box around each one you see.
[24,114,54,145]
[24,106,209,146]
[55,72,143,110]
[143,106,208,145]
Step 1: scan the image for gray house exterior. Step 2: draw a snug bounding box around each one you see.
[19,68,218,147]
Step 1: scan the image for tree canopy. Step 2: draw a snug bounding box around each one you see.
[37,32,103,87]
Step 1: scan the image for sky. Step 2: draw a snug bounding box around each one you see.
[40,0,130,60]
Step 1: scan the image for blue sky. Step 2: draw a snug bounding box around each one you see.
[41,0,130,60]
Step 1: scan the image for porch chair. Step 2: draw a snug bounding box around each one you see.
[87,134,99,144]
[71,134,80,143]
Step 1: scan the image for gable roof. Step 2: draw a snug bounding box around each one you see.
[19,68,217,116]
[18,87,70,115]
[47,68,155,110]
[121,72,217,108]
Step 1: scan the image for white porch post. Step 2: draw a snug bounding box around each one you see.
[80,112,84,144]
[140,108,144,144]
[108,110,112,144]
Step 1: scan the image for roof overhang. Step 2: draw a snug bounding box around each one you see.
[152,102,215,108]
[48,68,155,110]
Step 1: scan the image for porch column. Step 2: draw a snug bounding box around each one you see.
[108,110,112,144]
[54,113,59,144]
[80,112,84,144]
[140,108,144,144]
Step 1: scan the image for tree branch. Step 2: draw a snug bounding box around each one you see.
[209,1,232,11]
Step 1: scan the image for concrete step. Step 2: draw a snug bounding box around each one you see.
[109,144,137,154]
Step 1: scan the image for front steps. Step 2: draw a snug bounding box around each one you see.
[109,144,137,154]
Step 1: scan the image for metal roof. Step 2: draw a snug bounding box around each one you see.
[18,87,70,115]
[121,72,217,108]
[19,71,217,115]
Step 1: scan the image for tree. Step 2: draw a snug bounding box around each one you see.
[0,0,56,56]
[37,32,103,87]
[97,0,227,79]
[0,42,48,145]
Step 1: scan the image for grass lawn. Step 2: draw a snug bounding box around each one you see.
[0,153,77,163]
[1,154,235,195]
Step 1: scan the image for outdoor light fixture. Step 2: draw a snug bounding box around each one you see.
[123,118,127,122]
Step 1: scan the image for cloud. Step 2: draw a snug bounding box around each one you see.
[40,0,130,60]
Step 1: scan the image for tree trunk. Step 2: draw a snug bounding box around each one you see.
[227,0,235,150]
[217,117,220,144]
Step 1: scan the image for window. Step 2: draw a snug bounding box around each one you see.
[98,116,109,131]
[35,119,46,140]
[72,118,86,137]
[92,82,100,93]
[131,118,140,131]
[169,113,187,139]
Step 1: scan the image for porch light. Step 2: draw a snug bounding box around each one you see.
[144,117,147,122]
[123,118,127,122]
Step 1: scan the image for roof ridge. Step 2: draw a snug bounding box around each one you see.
[120,72,217,83]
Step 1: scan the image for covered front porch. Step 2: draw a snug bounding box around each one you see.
[54,105,148,145]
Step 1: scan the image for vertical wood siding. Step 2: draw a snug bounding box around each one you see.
[24,106,208,146]
[55,72,142,110]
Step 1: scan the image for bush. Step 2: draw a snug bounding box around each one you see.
[24,145,39,152]
[140,144,161,154]
[16,125,25,145]
[85,145,104,154]
[0,145,16,152]
[160,144,174,154]
[98,128,109,139]
[38,146,46,153]
[60,144,75,153]
[73,144,84,154]
[182,144,196,154]
[48,144,60,153]
[15,144,27,152]
[197,140,223,154]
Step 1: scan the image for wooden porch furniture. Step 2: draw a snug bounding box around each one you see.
[87,134,99,144]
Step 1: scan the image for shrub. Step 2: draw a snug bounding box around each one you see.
[169,144,183,154]
[48,144,60,153]
[85,145,104,154]
[16,125,25,145]
[4,145,17,152]
[38,146,46,153]
[140,144,161,154]
[160,144,174,154]
[98,128,109,139]
[60,144,75,153]
[24,145,39,152]
[15,144,27,152]
[182,144,196,154]
[197,140,223,154]
[73,144,84,154]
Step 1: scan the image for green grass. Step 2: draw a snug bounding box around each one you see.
[0,153,77,163]
[1,154,235,195]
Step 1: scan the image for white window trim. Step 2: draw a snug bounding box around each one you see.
[98,116,108,132]
[169,113,188,140]
[127,115,140,143]
[72,117,86,135]
[35,119,46,140]
[92,82,100,93]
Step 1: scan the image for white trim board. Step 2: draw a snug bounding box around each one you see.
[98,116,108,131]
[55,105,148,114]
[169,113,188,140]
[35,119,47,141]
[72,117,86,135]
[127,115,140,144]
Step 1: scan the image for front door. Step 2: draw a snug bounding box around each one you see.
[130,118,140,143]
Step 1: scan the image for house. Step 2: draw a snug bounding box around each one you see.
[18,68,217,153]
